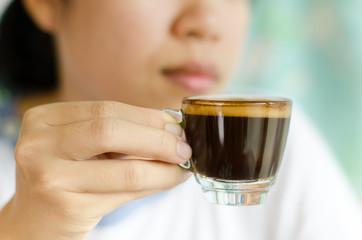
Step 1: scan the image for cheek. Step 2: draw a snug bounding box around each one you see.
[222,6,250,66]
[56,1,172,100]
[212,4,250,91]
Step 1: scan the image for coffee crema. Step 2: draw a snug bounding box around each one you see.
[182,98,291,181]
[182,97,291,118]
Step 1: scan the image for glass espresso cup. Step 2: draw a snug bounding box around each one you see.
[165,95,292,206]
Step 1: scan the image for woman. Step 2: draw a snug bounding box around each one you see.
[0,0,361,239]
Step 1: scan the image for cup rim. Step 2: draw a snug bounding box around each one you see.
[183,94,292,105]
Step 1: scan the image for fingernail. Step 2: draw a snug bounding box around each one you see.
[164,124,182,137]
[177,141,192,162]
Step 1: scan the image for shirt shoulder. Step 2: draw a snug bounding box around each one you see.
[0,96,18,210]
[0,139,16,210]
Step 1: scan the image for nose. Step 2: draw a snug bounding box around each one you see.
[172,1,220,42]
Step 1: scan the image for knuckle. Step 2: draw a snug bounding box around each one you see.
[23,167,64,201]
[122,162,144,190]
[90,119,116,144]
[14,136,63,195]
[22,106,44,124]
[14,139,39,165]
[157,131,174,154]
[34,171,61,192]
[90,101,113,118]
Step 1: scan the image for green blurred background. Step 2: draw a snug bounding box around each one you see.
[230,0,362,197]
[0,0,361,197]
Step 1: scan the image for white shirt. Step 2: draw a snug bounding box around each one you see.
[1,109,362,240]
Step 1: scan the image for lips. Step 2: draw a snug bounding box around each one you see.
[162,63,218,93]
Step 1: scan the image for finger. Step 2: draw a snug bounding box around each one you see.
[56,118,191,164]
[25,101,177,128]
[62,159,190,193]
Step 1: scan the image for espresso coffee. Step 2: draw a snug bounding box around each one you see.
[182,98,291,181]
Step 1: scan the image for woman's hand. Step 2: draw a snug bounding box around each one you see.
[0,101,191,240]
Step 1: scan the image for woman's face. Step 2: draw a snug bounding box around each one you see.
[52,0,250,109]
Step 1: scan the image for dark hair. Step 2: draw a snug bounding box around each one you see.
[0,0,57,96]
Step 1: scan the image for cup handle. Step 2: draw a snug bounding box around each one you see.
[162,109,193,171]
[162,109,183,124]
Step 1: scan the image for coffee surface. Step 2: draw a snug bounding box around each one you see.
[182,97,291,118]
[184,114,290,180]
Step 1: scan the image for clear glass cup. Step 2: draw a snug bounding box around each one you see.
[165,95,292,206]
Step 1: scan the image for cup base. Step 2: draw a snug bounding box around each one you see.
[195,174,274,206]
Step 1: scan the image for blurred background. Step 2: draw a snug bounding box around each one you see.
[230,0,362,198]
[0,0,361,198]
